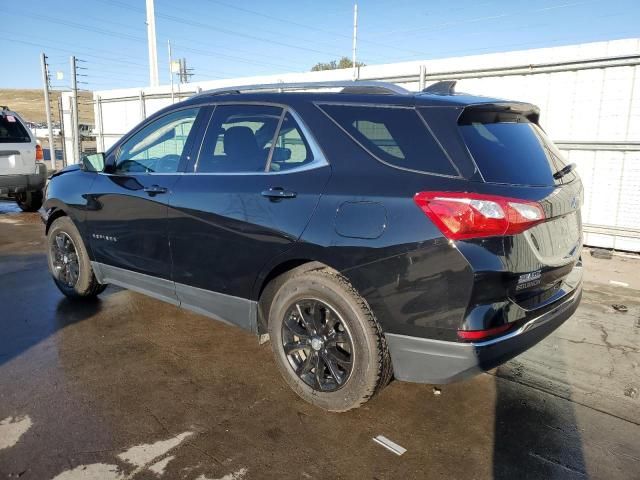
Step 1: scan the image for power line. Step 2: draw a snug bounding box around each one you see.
[156,0,349,55]
[367,0,598,39]
[2,28,147,65]
[170,43,294,71]
[1,10,146,43]
[96,0,303,61]
[4,37,153,78]
[97,0,343,57]
[4,8,303,74]
[196,0,426,57]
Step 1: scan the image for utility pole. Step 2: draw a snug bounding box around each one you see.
[40,53,56,170]
[352,2,358,80]
[146,0,159,87]
[70,55,80,163]
[168,40,175,103]
[57,96,67,166]
[178,58,193,84]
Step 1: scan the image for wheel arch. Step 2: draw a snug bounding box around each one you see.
[45,207,68,235]
[255,259,337,334]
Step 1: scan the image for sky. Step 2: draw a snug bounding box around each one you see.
[1,0,639,91]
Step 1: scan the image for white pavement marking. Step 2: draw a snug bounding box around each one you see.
[372,435,407,456]
[51,463,122,480]
[0,217,23,225]
[195,468,248,480]
[51,431,193,480]
[117,432,193,467]
[0,415,32,450]
[148,455,175,476]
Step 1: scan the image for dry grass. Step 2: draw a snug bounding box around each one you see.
[0,89,94,124]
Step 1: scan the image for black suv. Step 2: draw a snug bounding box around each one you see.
[42,81,583,411]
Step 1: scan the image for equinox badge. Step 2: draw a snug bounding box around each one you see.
[516,269,542,290]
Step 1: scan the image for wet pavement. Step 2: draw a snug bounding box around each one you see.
[0,199,639,480]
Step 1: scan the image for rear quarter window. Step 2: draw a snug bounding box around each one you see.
[318,104,458,176]
[0,115,31,143]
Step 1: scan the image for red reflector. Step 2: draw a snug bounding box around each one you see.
[35,144,43,161]
[413,191,545,240]
[457,323,512,341]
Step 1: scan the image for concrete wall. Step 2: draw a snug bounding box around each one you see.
[88,38,640,251]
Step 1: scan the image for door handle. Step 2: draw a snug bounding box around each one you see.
[143,185,168,195]
[261,187,297,200]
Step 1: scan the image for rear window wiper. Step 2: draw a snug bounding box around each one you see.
[553,162,576,180]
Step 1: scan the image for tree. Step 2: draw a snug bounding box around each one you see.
[311,56,365,71]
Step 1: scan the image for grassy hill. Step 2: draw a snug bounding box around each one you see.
[0,89,94,125]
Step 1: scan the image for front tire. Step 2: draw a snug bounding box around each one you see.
[47,216,106,299]
[16,190,43,212]
[268,268,392,412]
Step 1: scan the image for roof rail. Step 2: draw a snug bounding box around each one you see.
[422,80,457,95]
[194,80,410,98]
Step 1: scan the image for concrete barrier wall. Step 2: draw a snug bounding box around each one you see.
[87,38,640,251]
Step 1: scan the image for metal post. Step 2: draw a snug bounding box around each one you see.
[419,65,426,91]
[70,55,80,163]
[139,91,146,120]
[168,40,175,103]
[146,0,159,86]
[96,95,105,152]
[40,53,56,170]
[352,2,358,80]
[58,96,67,167]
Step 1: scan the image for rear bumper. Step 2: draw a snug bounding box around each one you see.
[0,163,47,195]
[385,281,582,384]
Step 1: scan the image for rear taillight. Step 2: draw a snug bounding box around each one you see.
[457,323,512,342]
[413,191,545,240]
[35,144,43,161]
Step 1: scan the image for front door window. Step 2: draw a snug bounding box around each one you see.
[116,108,199,174]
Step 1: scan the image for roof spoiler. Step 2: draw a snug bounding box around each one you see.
[458,102,541,125]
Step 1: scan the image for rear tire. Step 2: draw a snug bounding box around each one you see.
[268,268,392,412]
[47,216,107,299]
[16,190,43,212]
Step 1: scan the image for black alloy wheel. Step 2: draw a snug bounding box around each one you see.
[281,299,354,392]
[47,216,107,299]
[51,232,80,288]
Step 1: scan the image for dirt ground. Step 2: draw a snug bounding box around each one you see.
[0,89,94,125]
[0,200,638,480]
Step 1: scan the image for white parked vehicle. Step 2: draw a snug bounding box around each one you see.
[0,106,47,211]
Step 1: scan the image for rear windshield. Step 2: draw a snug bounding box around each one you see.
[319,104,458,176]
[459,110,570,186]
[0,114,31,143]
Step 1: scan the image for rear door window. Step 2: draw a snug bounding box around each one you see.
[196,104,283,173]
[0,114,31,143]
[319,104,458,176]
[268,112,314,172]
[458,109,572,186]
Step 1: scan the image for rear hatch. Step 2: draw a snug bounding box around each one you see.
[0,112,36,176]
[457,104,583,309]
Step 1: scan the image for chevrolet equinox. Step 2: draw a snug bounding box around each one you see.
[42,80,583,411]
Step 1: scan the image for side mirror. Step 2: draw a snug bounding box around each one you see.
[81,153,106,172]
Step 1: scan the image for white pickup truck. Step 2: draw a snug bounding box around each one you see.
[0,106,48,211]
